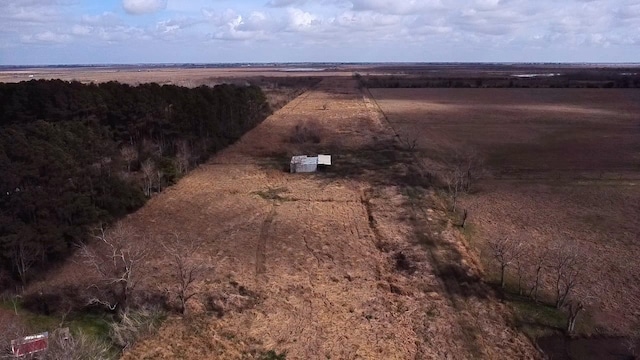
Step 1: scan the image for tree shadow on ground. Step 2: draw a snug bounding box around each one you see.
[260,137,492,304]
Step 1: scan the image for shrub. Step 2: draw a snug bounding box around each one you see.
[289,121,321,144]
[108,307,166,350]
[47,328,114,360]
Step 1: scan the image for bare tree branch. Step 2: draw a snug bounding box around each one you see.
[487,235,524,289]
[80,223,148,315]
[550,242,582,309]
[120,145,137,172]
[161,233,204,314]
[140,159,157,197]
[440,147,483,212]
[528,247,550,302]
[175,140,191,174]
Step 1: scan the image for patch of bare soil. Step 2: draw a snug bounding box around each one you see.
[31,78,539,359]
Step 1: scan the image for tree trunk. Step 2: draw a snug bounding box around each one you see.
[461,209,468,228]
[530,267,542,302]
[517,270,524,295]
[566,301,584,334]
[500,264,506,289]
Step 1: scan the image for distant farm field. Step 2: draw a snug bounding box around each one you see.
[371,88,640,335]
[371,88,640,178]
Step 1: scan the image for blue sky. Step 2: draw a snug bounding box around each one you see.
[0,0,639,65]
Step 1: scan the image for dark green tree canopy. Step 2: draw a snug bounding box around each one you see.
[0,80,271,286]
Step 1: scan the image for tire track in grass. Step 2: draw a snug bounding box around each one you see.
[256,207,276,276]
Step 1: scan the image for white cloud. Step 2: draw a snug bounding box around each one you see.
[71,25,92,35]
[122,0,167,15]
[203,8,241,27]
[334,11,403,29]
[22,30,71,43]
[349,0,442,15]
[473,0,502,11]
[81,12,122,26]
[2,0,640,64]
[204,9,275,41]
[267,0,306,7]
[287,8,320,31]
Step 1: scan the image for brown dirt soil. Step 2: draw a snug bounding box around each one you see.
[28,78,539,359]
[371,88,640,178]
[370,88,640,335]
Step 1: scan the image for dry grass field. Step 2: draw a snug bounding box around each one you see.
[5,65,638,358]
[0,67,352,86]
[370,88,640,341]
[23,77,540,359]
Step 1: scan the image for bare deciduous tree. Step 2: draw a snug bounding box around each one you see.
[120,145,137,172]
[528,248,550,302]
[162,233,204,314]
[442,166,466,212]
[10,239,40,288]
[81,224,148,315]
[514,242,531,295]
[487,235,523,289]
[550,243,582,309]
[140,159,157,197]
[441,148,483,211]
[175,141,191,174]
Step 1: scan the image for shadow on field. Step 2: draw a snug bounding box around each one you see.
[260,137,492,303]
[260,138,435,188]
[537,336,639,360]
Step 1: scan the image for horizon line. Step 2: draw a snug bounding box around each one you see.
[2,61,640,69]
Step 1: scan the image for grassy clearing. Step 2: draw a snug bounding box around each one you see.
[498,281,597,340]
[1,299,111,338]
[1,299,171,359]
[508,295,565,339]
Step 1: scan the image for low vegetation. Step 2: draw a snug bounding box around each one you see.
[357,68,640,88]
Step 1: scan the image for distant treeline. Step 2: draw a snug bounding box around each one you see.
[0,80,271,287]
[356,71,640,89]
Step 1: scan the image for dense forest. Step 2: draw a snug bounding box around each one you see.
[0,80,271,288]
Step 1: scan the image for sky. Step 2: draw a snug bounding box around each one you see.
[0,0,639,65]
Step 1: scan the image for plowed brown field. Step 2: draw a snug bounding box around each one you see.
[371,88,640,336]
[32,78,539,359]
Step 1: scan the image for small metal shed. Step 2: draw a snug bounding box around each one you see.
[290,155,318,173]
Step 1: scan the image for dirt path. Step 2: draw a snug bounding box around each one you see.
[92,78,542,359]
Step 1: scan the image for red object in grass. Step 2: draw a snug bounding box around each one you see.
[11,332,48,357]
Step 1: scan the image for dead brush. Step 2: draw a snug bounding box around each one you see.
[108,306,166,351]
[48,328,114,360]
[288,121,321,144]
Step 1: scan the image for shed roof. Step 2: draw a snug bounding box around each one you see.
[291,155,318,165]
[317,154,331,166]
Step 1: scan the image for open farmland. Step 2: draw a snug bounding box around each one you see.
[0,66,352,86]
[370,88,640,350]
[23,77,539,359]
